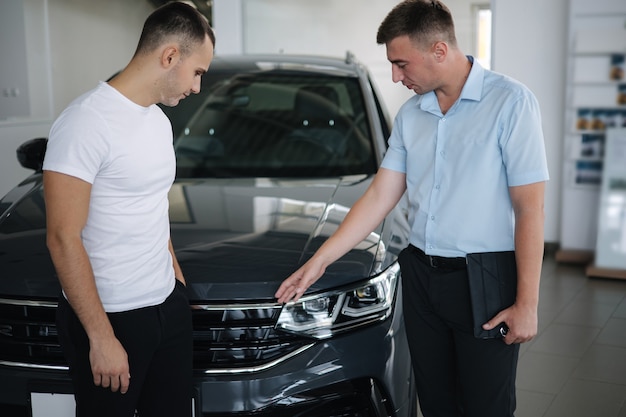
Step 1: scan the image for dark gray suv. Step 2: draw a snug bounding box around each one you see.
[0,53,416,416]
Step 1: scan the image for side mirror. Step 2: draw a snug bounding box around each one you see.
[17,138,48,172]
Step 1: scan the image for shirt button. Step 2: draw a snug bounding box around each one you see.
[435,185,440,190]
[431,216,435,220]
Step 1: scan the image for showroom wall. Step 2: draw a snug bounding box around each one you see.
[0,0,567,243]
[0,0,153,203]
[491,0,567,247]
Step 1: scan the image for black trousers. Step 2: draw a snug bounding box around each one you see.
[56,280,193,417]
[398,246,519,417]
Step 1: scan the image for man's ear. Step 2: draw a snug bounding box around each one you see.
[161,45,180,68]
[432,41,448,62]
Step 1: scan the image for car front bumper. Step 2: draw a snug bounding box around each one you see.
[191,312,414,416]
[0,292,413,417]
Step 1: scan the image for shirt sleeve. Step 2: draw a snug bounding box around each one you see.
[43,104,109,184]
[380,107,408,174]
[500,89,550,187]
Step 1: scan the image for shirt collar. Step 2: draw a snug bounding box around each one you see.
[462,55,483,102]
[418,55,484,114]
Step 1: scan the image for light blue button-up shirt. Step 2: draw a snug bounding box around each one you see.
[381,57,549,258]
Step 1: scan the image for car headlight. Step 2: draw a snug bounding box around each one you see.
[275,262,400,339]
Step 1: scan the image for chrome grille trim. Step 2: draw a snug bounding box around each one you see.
[0,298,310,374]
[0,298,57,308]
[0,360,68,371]
[0,344,315,374]
[191,302,283,311]
[199,343,315,375]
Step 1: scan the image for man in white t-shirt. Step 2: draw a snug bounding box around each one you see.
[42,3,214,416]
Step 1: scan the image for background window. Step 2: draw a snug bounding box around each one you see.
[474,5,492,69]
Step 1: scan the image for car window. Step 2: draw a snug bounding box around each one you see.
[172,72,377,178]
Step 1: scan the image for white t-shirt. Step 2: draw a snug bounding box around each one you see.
[43,82,176,312]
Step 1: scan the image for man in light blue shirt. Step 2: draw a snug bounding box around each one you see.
[382,54,548,258]
[276,1,548,416]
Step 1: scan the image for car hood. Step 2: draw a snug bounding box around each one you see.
[0,175,398,302]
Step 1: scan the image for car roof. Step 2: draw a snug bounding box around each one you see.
[206,53,365,78]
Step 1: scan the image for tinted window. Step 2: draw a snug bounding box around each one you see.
[171,71,377,178]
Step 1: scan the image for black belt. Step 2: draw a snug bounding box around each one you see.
[409,245,467,269]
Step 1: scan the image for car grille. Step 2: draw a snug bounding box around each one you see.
[0,298,312,372]
[190,303,312,373]
[0,299,65,369]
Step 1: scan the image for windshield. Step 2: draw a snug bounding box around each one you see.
[171,71,376,178]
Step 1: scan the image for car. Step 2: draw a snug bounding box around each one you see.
[0,52,415,417]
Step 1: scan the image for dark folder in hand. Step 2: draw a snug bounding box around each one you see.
[466,251,517,339]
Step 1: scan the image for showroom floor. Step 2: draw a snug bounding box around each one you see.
[515,254,626,417]
[417,252,626,417]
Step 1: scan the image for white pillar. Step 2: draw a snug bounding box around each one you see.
[212,0,244,55]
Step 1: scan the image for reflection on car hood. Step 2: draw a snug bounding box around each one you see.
[0,175,396,301]
[170,175,381,301]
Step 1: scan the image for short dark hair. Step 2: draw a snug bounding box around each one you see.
[376,0,456,48]
[135,1,215,57]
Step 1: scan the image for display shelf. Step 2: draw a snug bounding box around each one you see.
[586,264,626,280]
[558,0,626,261]
[554,249,594,264]
[574,29,626,54]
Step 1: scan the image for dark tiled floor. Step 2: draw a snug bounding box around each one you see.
[516,254,626,417]
[417,253,626,416]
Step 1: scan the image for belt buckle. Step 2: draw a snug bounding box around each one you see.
[428,255,438,268]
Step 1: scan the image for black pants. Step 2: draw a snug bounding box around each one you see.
[398,246,519,417]
[56,280,193,417]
